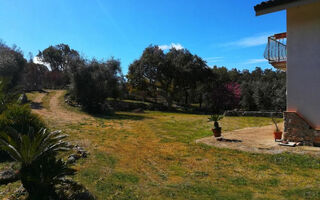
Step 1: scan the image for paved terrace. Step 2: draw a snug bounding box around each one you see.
[196,123,320,155]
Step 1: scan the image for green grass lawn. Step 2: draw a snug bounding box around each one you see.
[2,93,320,200]
[54,111,319,200]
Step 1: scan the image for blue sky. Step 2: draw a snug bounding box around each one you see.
[0,0,286,74]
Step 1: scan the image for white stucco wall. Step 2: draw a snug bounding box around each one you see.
[287,1,320,128]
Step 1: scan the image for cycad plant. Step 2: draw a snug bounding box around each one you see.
[208,114,224,137]
[208,114,224,130]
[271,117,280,132]
[0,128,75,200]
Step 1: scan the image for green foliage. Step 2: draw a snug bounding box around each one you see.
[272,117,280,131]
[71,58,123,113]
[0,128,69,164]
[0,79,24,113]
[240,82,256,111]
[37,44,81,72]
[208,114,224,129]
[37,43,85,89]
[127,45,209,109]
[0,104,45,134]
[22,62,48,91]
[0,41,26,92]
[208,114,224,122]
[240,68,286,111]
[0,80,7,113]
[0,128,75,200]
[1,39,286,113]
[128,46,286,112]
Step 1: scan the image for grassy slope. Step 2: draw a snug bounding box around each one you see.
[59,110,319,200]
[2,91,320,200]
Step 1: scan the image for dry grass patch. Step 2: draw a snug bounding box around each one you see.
[57,111,320,200]
[2,90,320,200]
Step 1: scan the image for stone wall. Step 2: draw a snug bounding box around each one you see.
[284,112,320,146]
[224,110,283,118]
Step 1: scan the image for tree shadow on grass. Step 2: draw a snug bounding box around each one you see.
[30,102,44,110]
[216,138,242,143]
[92,113,150,121]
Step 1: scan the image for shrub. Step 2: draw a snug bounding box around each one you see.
[44,71,69,89]
[0,41,26,92]
[0,79,21,114]
[0,128,76,200]
[0,104,45,134]
[22,62,48,91]
[0,81,6,113]
[71,58,122,114]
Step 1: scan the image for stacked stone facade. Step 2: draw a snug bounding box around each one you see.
[284,112,320,146]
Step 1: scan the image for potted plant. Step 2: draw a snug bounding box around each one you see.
[208,114,224,137]
[272,117,282,140]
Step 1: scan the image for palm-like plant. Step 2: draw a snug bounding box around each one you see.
[272,117,280,132]
[0,128,75,200]
[0,128,70,164]
[208,114,224,130]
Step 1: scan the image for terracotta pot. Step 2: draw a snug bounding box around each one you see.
[313,136,320,147]
[212,128,221,137]
[273,131,282,140]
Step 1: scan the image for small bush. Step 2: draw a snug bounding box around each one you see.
[0,104,45,134]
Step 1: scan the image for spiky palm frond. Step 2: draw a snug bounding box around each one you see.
[19,156,76,186]
[39,157,76,185]
[0,128,71,165]
[208,114,224,122]
[0,127,76,199]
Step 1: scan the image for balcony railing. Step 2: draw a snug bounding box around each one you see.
[264,32,287,70]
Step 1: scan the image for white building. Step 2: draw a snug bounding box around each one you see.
[255,0,320,146]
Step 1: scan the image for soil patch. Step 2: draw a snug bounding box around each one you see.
[30,90,93,125]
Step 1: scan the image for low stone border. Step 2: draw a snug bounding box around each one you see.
[67,144,89,164]
[224,110,283,118]
[0,169,19,185]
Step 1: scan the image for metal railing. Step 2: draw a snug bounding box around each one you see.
[264,33,287,68]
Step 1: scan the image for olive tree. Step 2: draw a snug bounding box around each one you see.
[71,58,122,113]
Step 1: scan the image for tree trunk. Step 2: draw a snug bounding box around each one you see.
[166,93,173,109]
[185,91,188,105]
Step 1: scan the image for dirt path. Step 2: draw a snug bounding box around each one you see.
[33,92,46,103]
[196,124,320,155]
[31,90,93,125]
[49,90,92,122]
[31,92,49,116]
[31,90,320,155]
